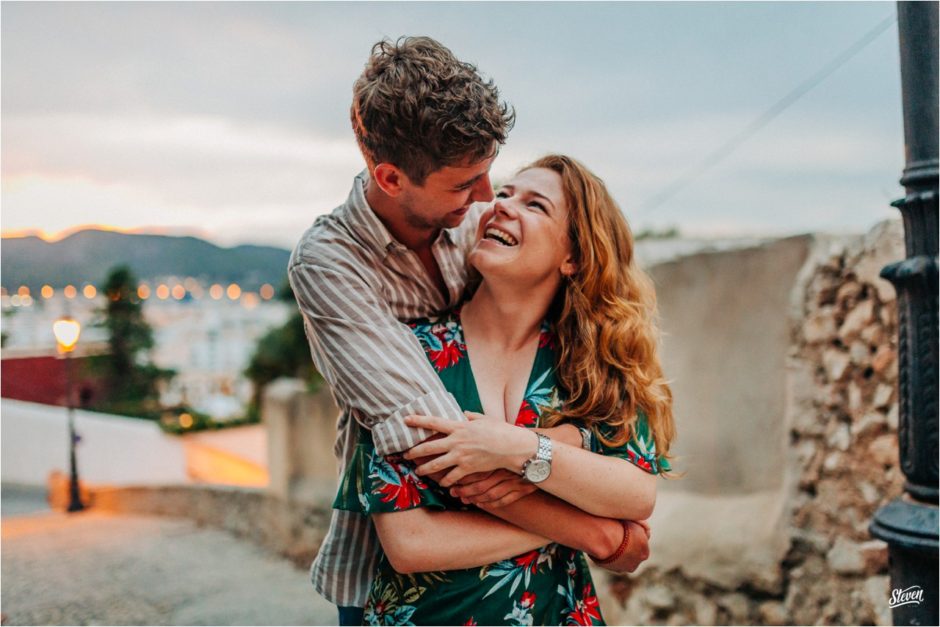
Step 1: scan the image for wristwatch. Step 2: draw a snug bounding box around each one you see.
[522,433,553,483]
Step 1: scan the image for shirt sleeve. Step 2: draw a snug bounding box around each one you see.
[591,410,672,475]
[288,255,467,456]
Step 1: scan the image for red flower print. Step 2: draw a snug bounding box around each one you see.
[520,591,536,609]
[375,459,428,509]
[627,450,653,472]
[568,585,602,625]
[514,550,540,574]
[538,329,556,349]
[515,401,538,428]
[430,340,463,370]
[463,618,477,626]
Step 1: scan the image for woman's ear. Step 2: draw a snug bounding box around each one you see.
[560,258,578,278]
[372,163,407,197]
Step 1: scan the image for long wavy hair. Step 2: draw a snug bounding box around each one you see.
[529,155,676,469]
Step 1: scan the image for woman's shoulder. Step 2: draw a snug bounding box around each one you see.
[593,410,672,475]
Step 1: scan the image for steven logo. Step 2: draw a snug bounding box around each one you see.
[889,585,924,608]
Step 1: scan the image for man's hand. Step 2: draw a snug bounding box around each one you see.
[593,520,651,574]
[450,469,537,508]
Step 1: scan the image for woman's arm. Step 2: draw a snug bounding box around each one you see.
[404,414,656,520]
[373,508,548,574]
[372,491,638,574]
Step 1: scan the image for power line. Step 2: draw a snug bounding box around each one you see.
[641,13,898,214]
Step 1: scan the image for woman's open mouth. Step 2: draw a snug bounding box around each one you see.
[483,226,518,247]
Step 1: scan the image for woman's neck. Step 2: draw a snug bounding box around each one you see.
[461,279,557,352]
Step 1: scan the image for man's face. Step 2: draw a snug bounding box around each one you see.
[397,153,498,231]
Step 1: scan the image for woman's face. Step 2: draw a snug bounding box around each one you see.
[468,167,575,287]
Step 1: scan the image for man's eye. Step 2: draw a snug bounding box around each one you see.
[495,191,509,198]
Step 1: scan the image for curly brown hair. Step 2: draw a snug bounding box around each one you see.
[351,36,515,185]
[529,155,676,472]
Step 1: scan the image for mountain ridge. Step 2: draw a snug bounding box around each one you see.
[1,229,292,291]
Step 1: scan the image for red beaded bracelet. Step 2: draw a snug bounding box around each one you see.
[591,520,631,565]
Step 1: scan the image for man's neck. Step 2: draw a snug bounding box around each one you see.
[364,177,438,251]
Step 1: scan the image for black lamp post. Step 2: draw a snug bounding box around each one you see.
[869,2,938,625]
[53,315,85,513]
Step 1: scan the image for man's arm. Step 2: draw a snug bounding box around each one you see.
[288,256,466,455]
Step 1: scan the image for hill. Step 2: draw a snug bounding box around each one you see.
[1,230,291,291]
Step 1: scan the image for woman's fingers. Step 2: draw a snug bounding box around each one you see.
[405,414,458,434]
[404,438,450,460]
[414,452,458,477]
[464,411,486,421]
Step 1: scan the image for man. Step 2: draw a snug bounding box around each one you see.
[288,36,649,625]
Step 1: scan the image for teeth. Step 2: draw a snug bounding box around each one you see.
[484,227,518,246]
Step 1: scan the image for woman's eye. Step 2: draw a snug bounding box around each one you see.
[495,191,509,199]
[529,201,547,213]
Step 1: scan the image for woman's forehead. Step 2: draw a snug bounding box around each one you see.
[507,168,564,203]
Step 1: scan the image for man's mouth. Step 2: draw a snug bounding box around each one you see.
[483,226,518,247]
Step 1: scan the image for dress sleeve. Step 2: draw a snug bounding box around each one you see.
[334,433,454,514]
[591,410,672,475]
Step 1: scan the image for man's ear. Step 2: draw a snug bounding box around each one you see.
[372,163,408,197]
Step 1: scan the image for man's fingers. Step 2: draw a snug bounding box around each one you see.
[439,465,470,488]
[405,414,457,435]
[464,411,486,421]
[452,475,501,498]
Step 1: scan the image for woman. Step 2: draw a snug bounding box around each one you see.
[334,155,676,625]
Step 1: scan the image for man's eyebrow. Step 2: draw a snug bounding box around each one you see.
[455,173,484,189]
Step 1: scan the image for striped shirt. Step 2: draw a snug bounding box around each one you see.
[287,171,482,607]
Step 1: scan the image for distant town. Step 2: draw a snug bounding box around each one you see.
[1,278,292,423]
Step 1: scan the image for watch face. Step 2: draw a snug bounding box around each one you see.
[525,459,551,483]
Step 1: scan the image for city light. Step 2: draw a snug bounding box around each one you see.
[82,285,97,299]
[138,284,151,299]
[156,284,170,300]
[242,293,259,309]
[226,284,241,300]
[19,295,33,307]
[179,413,194,429]
[41,285,54,299]
[260,284,275,300]
[171,284,186,300]
[64,285,77,299]
[53,317,82,353]
[11,295,22,307]
[209,284,224,300]
[17,285,30,297]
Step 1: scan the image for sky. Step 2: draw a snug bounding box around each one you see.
[1,1,905,249]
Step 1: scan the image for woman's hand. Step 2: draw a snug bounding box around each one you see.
[404,413,537,487]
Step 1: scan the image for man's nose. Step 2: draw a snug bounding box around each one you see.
[469,173,495,203]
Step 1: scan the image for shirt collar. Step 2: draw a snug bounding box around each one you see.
[346,170,458,259]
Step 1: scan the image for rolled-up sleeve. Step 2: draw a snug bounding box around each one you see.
[288,257,466,456]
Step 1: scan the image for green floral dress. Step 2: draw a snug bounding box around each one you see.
[334,307,670,626]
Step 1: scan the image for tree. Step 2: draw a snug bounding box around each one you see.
[244,280,322,410]
[87,265,174,418]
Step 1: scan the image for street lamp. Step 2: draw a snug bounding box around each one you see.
[53,315,84,513]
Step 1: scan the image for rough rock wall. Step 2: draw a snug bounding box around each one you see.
[598,220,905,626]
[782,219,904,626]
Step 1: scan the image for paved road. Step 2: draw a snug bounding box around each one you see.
[1,487,336,626]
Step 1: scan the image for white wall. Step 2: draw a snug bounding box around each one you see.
[1,399,189,486]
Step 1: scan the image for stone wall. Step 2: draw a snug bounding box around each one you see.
[595,220,905,625]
